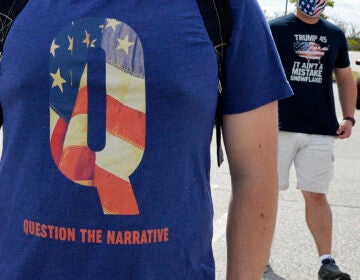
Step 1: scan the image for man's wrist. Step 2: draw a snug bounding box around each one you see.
[343,116,355,126]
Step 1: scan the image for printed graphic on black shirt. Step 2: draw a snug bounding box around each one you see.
[290,34,329,84]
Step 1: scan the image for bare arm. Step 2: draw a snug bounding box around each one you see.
[223,101,279,280]
[334,66,357,139]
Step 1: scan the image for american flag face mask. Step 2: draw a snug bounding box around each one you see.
[297,0,327,18]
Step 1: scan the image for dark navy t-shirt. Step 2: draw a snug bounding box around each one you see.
[0,0,292,279]
[270,14,350,135]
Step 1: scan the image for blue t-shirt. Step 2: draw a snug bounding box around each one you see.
[0,1,292,279]
[270,14,350,135]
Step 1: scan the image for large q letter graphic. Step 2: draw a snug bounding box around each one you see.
[49,18,146,215]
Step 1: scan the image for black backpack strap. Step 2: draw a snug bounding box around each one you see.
[0,0,28,128]
[0,0,28,53]
[0,106,2,128]
[196,0,232,167]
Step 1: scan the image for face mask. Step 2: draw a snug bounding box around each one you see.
[298,0,327,18]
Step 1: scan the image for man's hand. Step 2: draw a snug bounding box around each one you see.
[336,120,353,139]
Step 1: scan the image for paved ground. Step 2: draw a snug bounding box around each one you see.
[0,53,359,280]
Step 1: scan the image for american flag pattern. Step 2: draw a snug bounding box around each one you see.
[298,0,327,17]
[49,18,145,215]
[294,41,328,62]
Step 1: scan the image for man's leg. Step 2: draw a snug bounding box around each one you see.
[301,190,332,256]
[296,135,350,279]
[300,182,351,279]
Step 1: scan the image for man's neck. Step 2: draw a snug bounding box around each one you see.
[294,9,320,25]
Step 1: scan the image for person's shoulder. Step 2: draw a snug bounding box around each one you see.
[269,14,295,28]
[319,18,345,34]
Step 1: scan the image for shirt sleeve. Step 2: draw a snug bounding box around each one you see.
[334,28,350,68]
[223,0,293,114]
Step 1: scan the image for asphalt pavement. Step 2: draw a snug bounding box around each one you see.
[1,56,360,280]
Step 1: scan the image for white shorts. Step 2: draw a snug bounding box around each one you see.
[278,131,335,194]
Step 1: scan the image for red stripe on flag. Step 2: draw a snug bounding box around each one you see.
[71,87,145,150]
[51,117,68,165]
[93,165,139,215]
[107,95,145,150]
[72,86,88,117]
[58,146,95,182]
